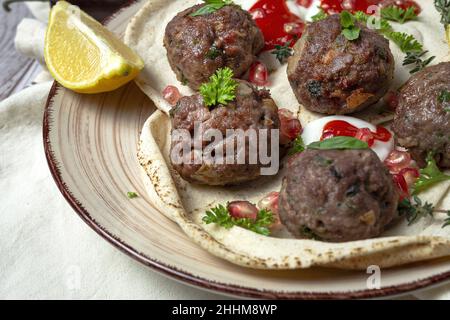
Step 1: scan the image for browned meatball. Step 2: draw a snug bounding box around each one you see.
[170,81,280,185]
[287,14,394,115]
[164,4,264,90]
[392,62,450,169]
[278,149,398,242]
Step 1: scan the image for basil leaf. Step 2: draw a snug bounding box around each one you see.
[190,3,224,16]
[307,136,369,150]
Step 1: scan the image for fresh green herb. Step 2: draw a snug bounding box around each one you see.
[311,8,328,22]
[288,135,305,155]
[299,226,321,240]
[413,153,450,194]
[353,11,392,32]
[381,5,417,24]
[443,211,450,228]
[402,50,435,74]
[386,31,423,52]
[127,192,139,199]
[307,136,369,150]
[206,45,221,59]
[435,0,450,28]
[190,0,233,17]
[199,67,238,107]
[438,90,450,103]
[340,10,361,41]
[398,196,434,225]
[202,204,274,236]
[442,90,450,112]
[271,41,293,64]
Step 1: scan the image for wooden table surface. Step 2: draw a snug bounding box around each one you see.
[0,3,42,101]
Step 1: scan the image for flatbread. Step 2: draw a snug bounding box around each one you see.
[126,0,450,269]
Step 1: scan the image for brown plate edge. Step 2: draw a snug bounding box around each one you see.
[41,1,450,300]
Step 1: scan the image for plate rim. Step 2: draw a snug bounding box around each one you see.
[42,1,450,299]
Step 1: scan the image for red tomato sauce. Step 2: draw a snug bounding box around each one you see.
[249,0,305,50]
[321,120,391,147]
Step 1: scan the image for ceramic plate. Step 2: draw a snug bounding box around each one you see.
[43,0,450,299]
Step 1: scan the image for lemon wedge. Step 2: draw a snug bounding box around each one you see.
[44,1,144,94]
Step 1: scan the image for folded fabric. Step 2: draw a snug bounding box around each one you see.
[0,83,223,299]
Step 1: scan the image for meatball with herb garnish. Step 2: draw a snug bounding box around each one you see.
[287,14,394,115]
[392,62,450,169]
[164,3,264,90]
[169,68,280,186]
[278,148,398,242]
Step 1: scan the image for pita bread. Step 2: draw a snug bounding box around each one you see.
[126,0,450,269]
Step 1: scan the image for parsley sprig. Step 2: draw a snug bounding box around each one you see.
[381,5,417,24]
[191,0,233,17]
[202,204,274,236]
[199,67,238,107]
[310,8,328,22]
[413,153,450,194]
[340,10,361,41]
[271,41,293,64]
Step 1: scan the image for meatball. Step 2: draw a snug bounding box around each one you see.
[392,62,450,169]
[164,4,264,90]
[287,14,394,115]
[278,149,398,242]
[170,81,280,185]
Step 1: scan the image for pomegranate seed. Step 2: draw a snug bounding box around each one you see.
[249,61,269,86]
[384,150,411,173]
[227,201,258,220]
[400,167,420,188]
[278,109,302,144]
[392,173,410,201]
[283,22,303,35]
[162,85,182,105]
[355,128,375,147]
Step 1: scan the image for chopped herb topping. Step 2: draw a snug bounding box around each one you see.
[311,8,328,22]
[206,45,221,59]
[199,67,238,107]
[299,226,321,240]
[271,41,293,64]
[438,90,450,104]
[340,10,360,41]
[307,136,369,150]
[288,135,305,156]
[202,204,274,236]
[127,192,138,199]
[413,153,450,194]
[381,5,417,24]
[190,0,233,17]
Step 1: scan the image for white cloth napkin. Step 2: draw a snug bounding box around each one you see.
[0,83,224,299]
